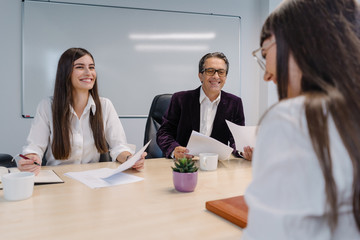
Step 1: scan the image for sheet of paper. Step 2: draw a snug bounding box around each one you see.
[0,166,9,190]
[226,120,257,151]
[65,168,143,189]
[100,140,151,179]
[186,131,233,160]
[63,140,151,188]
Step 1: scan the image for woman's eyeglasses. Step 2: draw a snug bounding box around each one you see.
[252,39,276,71]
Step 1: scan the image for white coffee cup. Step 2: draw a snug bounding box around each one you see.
[199,153,219,171]
[2,172,35,201]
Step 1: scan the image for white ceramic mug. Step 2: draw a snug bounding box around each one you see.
[2,172,35,201]
[199,153,219,171]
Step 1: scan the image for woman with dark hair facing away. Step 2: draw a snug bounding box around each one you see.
[243,0,360,239]
[19,48,146,175]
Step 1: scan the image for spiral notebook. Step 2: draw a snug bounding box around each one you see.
[205,195,248,228]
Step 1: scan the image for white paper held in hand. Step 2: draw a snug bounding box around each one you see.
[186,131,233,160]
[101,140,151,179]
[225,120,257,151]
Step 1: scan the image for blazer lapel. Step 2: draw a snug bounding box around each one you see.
[192,87,201,132]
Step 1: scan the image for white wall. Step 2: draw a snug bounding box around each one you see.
[0,0,276,156]
[265,0,283,107]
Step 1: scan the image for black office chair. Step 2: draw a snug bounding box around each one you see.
[99,151,112,162]
[144,94,172,158]
[0,153,16,168]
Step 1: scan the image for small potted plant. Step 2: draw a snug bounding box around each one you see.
[172,157,199,192]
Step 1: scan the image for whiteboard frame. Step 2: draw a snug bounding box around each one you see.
[21,1,241,118]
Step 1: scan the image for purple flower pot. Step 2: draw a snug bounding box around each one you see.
[173,171,198,192]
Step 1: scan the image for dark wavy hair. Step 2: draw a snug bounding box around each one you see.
[260,0,360,230]
[51,48,108,159]
[198,52,229,75]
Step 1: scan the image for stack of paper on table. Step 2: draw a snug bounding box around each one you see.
[206,195,248,228]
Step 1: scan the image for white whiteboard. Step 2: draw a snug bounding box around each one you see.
[22,1,241,117]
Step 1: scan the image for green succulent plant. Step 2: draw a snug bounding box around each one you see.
[172,157,198,173]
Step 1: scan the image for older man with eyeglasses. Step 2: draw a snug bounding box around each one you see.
[157,52,252,160]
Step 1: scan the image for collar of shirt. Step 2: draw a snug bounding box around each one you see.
[199,87,221,105]
[69,95,97,117]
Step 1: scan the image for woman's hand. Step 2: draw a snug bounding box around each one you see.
[132,152,147,171]
[17,153,41,175]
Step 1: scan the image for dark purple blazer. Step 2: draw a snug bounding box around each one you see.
[156,86,245,158]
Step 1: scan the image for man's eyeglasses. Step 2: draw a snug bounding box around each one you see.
[252,39,276,71]
[202,68,227,77]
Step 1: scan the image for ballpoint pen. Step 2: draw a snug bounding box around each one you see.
[19,154,40,166]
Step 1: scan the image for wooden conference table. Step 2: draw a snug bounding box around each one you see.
[0,158,252,240]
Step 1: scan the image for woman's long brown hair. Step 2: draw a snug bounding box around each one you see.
[51,48,108,159]
[260,0,360,230]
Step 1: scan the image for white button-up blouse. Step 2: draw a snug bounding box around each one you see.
[242,96,359,240]
[22,96,133,165]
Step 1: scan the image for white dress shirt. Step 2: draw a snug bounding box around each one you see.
[199,87,220,137]
[242,96,359,240]
[22,96,134,165]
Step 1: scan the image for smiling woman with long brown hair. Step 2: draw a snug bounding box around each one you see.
[18,48,146,174]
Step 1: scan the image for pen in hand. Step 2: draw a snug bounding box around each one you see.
[19,154,40,166]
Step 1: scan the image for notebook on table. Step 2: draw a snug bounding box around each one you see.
[0,168,64,190]
[205,195,248,228]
